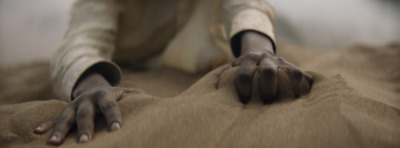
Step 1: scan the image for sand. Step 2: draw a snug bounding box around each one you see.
[0,43,399,148]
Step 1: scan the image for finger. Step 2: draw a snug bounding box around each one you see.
[235,60,257,104]
[282,67,303,98]
[76,100,96,143]
[47,107,75,145]
[34,121,55,134]
[97,98,122,131]
[259,58,278,104]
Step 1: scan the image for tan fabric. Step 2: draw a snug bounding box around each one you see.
[51,0,275,101]
[1,43,400,147]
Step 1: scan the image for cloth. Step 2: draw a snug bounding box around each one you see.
[51,0,275,101]
[1,43,399,147]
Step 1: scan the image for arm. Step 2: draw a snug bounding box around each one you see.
[51,0,122,101]
[34,0,126,145]
[222,0,312,104]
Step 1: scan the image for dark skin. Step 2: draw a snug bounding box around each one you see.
[34,72,127,145]
[34,31,312,145]
[231,31,312,104]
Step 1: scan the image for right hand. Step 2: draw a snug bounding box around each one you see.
[34,72,129,145]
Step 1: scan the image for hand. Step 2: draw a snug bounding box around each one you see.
[223,31,312,104]
[231,51,312,104]
[34,72,129,145]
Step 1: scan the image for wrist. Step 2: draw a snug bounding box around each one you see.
[72,71,111,99]
[240,31,274,56]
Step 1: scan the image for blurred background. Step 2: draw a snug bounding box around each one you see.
[0,0,399,66]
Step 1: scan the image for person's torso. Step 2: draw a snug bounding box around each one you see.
[113,0,196,63]
[113,0,233,73]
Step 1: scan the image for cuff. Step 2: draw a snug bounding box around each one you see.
[53,57,121,101]
[229,8,276,57]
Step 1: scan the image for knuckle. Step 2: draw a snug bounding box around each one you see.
[90,89,108,99]
[241,53,261,62]
[260,67,276,77]
[100,101,118,112]
[279,66,288,73]
[292,69,303,80]
[76,87,112,101]
[248,53,261,61]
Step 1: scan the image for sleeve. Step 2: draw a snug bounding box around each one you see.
[51,0,123,102]
[221,0,276,57]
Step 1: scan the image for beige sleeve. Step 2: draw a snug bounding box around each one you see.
[51,0,123,101]
[221,0,276,57]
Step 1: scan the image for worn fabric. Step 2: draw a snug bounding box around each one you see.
[1,43,400,147]
[51,0,275,101]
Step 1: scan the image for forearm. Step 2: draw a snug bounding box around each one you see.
[51,0,123,101]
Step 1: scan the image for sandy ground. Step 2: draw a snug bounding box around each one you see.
[0,1,399,147]
[0,42,399,147]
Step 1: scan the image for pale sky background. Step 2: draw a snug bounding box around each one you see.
[0,0,74,66]
[0,0,399,66]
[269,0,400,50]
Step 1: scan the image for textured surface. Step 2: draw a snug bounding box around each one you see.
[0,43,399,148]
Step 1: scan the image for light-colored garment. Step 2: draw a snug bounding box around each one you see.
[51,0,276,101]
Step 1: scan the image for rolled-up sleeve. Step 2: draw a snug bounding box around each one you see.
[51,0,122,101]
[221,0,276,57]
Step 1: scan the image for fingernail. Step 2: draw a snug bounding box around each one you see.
[49,135,58,142]
[34,126,42,132]
[110,122,120,131]
[79,134,89,143]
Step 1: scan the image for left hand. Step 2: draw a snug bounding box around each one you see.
[231,51,312,104]
[222,31,313,104]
